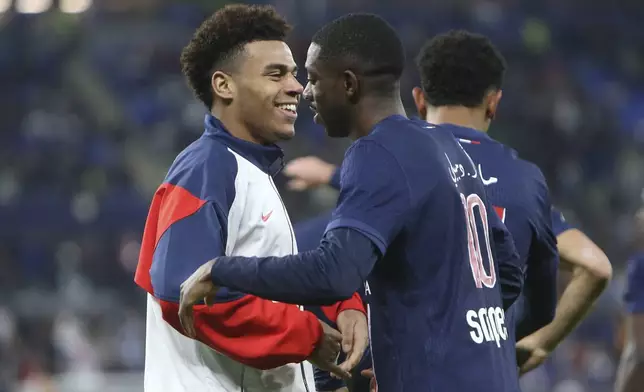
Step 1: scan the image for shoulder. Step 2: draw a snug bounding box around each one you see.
[493,148,548,199]
[344,137,398,168]
[341,138,411,196]
[164,137,238,208]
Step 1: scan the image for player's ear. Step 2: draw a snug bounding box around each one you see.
[485,89,503,120]
[343,70,359,102]
[412,87,427,120]
[211,71,235,101]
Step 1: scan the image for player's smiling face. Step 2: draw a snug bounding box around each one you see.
[303,43,352,138]
[232,40,302,143]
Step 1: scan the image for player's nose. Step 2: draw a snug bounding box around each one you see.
[284,74,304,96]
[303,82,312,102]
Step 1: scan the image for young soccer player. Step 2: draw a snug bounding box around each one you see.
[179,14,524,391]
[133,5,365,391]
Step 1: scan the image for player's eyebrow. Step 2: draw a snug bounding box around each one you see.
[263,63,298,75]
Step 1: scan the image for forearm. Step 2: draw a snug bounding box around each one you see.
[528,266,606,350]
[157,295,322,369]
[210,229,377,305]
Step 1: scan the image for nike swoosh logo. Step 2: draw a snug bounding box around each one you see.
[261,211,273,222]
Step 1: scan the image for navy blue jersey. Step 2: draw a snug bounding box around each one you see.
[624,252,644,314]
[210,116,523,391]
[337,118,521,391]
[449,125,559,340]
[551,206,573,236]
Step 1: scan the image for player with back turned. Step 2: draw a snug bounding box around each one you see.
[411,29,559,356]
[412,30,613,374]
[178,13,525,391]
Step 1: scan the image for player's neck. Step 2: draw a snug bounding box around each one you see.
[424,106,489,133]
[352,94,406,139]
[211,108,265,145]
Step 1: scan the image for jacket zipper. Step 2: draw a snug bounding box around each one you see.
[267,174,310,392]
[267,174,295,254]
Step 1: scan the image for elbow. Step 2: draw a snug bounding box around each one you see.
[574,255,613,292]
[591,254,613,283]
[322,264,364,302]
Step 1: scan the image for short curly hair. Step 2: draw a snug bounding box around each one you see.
[416,30,506,108]
[180,4,291,109]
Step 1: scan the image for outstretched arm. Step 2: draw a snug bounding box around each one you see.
[210,228,378,304]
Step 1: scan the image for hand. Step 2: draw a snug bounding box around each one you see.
[308,321,351,380]
[360,369,377,392]
[178,259,219,338]
[516,334,551,375]
[283,156,336,191]
[335,309,369,375]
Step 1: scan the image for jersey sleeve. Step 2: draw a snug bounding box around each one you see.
[551,206,573,236]
[486,201,523,310]
[295,213,366,318]
[135,182,322,370]
[326,140,411,254]
[210,228,378,304]
[329,167,341,190]
[624,254,644,314]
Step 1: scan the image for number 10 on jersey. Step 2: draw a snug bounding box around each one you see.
[460,193,497,289]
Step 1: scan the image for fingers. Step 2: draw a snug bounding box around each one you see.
[323,323,343,341]
[338,343,364,374]
[204,293,218,307]
[325,362,352,380]
[178,290,196,338]
[341,322,354,353]
[361,369,377,392]
[519,357,539,375]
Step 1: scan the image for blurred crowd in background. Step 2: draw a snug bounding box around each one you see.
[0,0,643,391]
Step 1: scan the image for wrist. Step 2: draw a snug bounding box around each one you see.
[338,293,366,315]
[530,326,558,352]
[322,164,338,185]
[208,258,219,286]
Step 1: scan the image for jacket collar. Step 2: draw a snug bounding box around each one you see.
[203,114,284,175]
